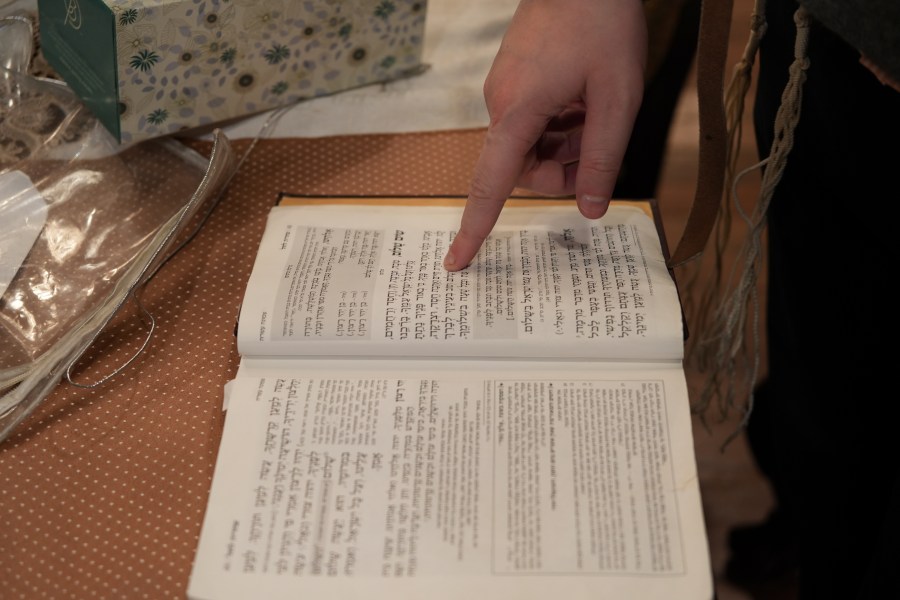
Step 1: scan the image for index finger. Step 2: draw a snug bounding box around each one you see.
[443,124,537,272]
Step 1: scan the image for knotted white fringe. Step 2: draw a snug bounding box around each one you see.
[683,1,810,445]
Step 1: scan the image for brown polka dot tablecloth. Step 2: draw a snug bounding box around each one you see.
[0,128,485,599]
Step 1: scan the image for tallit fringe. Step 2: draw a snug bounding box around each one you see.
[682,1,810,445]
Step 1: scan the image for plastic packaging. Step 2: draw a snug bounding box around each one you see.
[0,15,238,442]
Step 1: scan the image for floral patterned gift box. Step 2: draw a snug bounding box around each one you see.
[37,0,428,144]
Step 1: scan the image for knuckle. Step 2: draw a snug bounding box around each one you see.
[467,175,501,206]
[577,149,622,178]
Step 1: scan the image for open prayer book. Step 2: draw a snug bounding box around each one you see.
[187,196,713,600]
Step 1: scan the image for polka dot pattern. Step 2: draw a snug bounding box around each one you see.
[0,128,486,599]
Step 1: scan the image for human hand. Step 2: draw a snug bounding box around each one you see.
[443,0,648,271]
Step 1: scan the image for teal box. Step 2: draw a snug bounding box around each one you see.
[38,0,427,144]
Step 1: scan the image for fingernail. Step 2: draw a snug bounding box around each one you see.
[443,252,456,269]
[580,194,609,218]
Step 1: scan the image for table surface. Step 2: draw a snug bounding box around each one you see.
[0,130,488,599]
[1,1,513,595]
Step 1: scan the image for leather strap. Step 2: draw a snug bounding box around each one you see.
[667,0,734,267]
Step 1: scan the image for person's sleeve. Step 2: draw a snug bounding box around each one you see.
[801,0,900,83]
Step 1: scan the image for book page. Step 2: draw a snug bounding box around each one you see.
[188,366,711,600]
[236,201,683,361]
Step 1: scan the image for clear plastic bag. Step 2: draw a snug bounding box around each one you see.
[0,15,238,442]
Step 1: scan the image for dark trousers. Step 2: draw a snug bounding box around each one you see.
[750,1,900,598]
[614,0,701,199]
